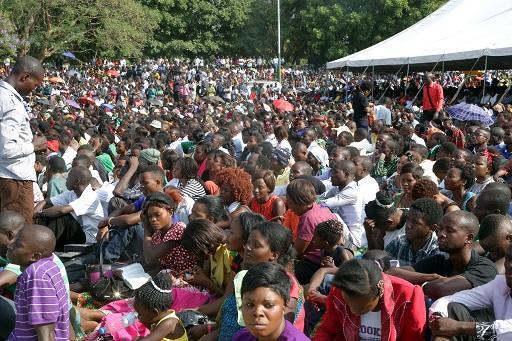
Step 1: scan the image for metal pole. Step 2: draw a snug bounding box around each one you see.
[277,0,282,84]
[404,63,410,96]
[482,55,488,100]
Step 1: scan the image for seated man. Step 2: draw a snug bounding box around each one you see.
[428,243,512,341]
[385,198,443,267]
[478,214,512,274]
[6,225,69,340]
[320,160,365,248]
[387,211,497,300]
[96,165,167,263]
[35,166,103,250]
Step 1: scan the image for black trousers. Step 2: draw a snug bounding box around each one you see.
[42,214,86,251]
[446,302,495,341]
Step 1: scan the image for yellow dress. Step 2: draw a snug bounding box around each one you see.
[152,310,188,341]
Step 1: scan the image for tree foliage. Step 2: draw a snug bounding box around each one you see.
[140,0,250,57]
[0,0,446,64]
[231,0,447,65]
[1,0,159,60]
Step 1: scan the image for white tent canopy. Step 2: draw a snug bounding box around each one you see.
[327,0,512,71]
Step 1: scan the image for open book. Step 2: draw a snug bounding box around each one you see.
[116,263,151,290]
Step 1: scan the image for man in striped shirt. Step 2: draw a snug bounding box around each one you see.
[6,225,69,340]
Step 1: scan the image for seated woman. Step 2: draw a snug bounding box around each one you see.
[189,195,230,229]
[141,192,198,276]
[392,162,424,209]
[171,157,206,200]
[384,151,422,196]
[202,150,236,194]
[187,212,266,340]
[233,263,309,341]
[312,259,426,341]
[212,222,305,341]
[287,179,337,285]
[180,219,232,297]
[249,170,286,222]
[442,164,477,211]
[468,153,496,195]
[45,156,68,198]
[216,167,253,219]
[411,178,460,213]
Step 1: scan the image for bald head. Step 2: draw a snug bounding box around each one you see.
[7,55,44,96]
[0,211,25,232]
[7,225,56,267]
[11,56,44,78]
[290,161,313,181]
[478,214,512,240]
[69,166,92,186]
[445,211,480,236]
[333,160,356,175]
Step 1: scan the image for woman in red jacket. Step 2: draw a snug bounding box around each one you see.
[313,259,426,341]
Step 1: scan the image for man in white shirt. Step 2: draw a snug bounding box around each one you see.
[401,123,426,146]
[349,128,375,155]
[353,156,379,206]
[320,160,365,248]
[58,134,77,170]
[0,56,47,224]
[374,97,393,127]
[34,166,103,250]
[229,122,245,160]
[429,243,512,340]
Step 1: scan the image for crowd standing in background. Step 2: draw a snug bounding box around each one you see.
[2,55,512,340]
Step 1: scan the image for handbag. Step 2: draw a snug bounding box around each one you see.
[175,310,209,330]
[90,238,134,302]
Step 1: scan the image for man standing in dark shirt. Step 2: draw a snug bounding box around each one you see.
[387,211,497,300]
[351,80,372,129]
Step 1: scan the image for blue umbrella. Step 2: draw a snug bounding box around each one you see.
[445,103,494,126]
[62,51,76,60]
[101,103,115,110]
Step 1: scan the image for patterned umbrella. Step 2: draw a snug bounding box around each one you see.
[445,103,494,126]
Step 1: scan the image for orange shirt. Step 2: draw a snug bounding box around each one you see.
[423,82,444,112]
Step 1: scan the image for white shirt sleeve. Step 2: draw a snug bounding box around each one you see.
[68,189,98,217]
[430,278,496,317]
[50,191,74,207]
[321,187,357,208]
[0,101,34,159]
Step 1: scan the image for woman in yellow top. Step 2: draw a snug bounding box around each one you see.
[181,219,232,296]
[134,273,188,341]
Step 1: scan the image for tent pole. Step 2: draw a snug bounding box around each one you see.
[371,65,375,101]
[378,64,404,103]
[449,56,481,105]
[404,63,410,97]
[482,55,488,101]
[345,65,349,103]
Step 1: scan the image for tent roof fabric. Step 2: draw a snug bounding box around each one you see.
[327,0,512,71]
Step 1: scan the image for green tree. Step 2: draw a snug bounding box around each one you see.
[1,0,159,60]
[0,11,21,58]
[140,0,250,57]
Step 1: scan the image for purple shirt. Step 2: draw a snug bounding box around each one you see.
[298,204,337,263]
[233,320,310,341]
[8,256,69,341]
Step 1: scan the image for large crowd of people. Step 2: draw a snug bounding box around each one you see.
[1,54,512,341]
